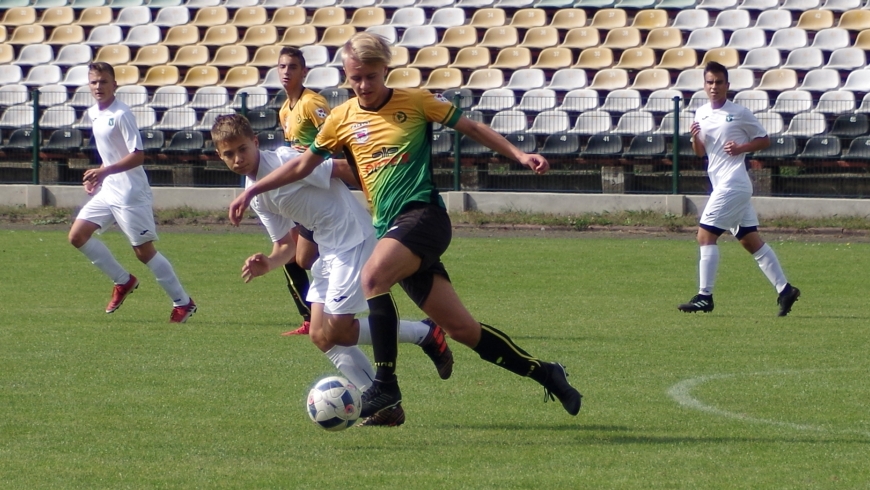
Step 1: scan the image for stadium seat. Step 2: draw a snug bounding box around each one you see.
[240,25,279,47]
[684,28,725,50]
[114,5,150,26]
[476,26,518,48]
[148,85,188,109]
[842,136,870,161]
[2,7,37,27]
[798,68,841,92]
[671,69,705,92]
[153,6,190,27]
[671,10,709,31]
[13,45,54,67]
[589,9,628,29]
[0,43,12,64]
[781,0,820,10]
[0,85,29,107]
[769,28,808,51]
[754,10,792,31]
[310,6,347,28]
[39,104,77,128]
[796,9,834,31]
[654,0,697,7]
[697,0,737,8]
[363,25,397,44]
[700,48,740,68]
[430,130,454,155]
[131,44,170,66]
[253,129,283,152]
[728,68,756,91]
[22,65,62,86]
[518,27,560,49]
[588,68,628,90]
[47,25,85,45]
[188,87,229,110]
[829,112,867,137]
[318,26,355,47]
[228,86,268,109]
[712,10,751,31]
[504,69,545,91]
[298,0,337,6]
[540,132,581,155]
[162,130,205,155]
[458,134,491,156]
[629,10,667,31]
[461,68,505,90]
[42,128,83,154]
[440,88,473,110]
[600,89,642,113]
[534,0,573,5]
[808,27,853,49]
[509,8,546,28]
[300,45,330,68]
[85,25,123,46]
[543,68,586,91]
[248,45,281,68]
[755,69,799,91]
[575,0,616,6]
[644,89,682,113]
[385,67,422,88]
[162,26,200,47]
[558,88,599,112]
[186,0,221,6]
[854,30,870,50]
[531,47,574,70]
[560,27,601,50]
[121,25,161,46]
[490,47,532,70]
[455,0,494,7]
[154,107,197,130]
[771,90,813,114]
[824,47,866,70]
[515,88,557,112]
[527,110,571,134]
[629,68,671,91]
[38,6,75,26]
[685,90,709,111]
[417,0,454,6]
[756,112,785,135]
[51,43,92,66]
[783,112,826,136]
[389,7,425,27]
[549,9,587,30]
[581,133,622,156]
[726,27,766,51]
[798,135,840,159]
[0,105,34,128]
[814,90,855,114]
[9,26,47,46]
[232,7,268,27]
[270,7,307,27]
[445,46,490,72]
[489,109,527,134]
[246,108,278,132]
[200,26,239,46]
[613,47,655,71]
[93,44,130,65]
[424,7,464,29]
[395,26,437,48]
[642,27,682,50]
[258,67,282,90]
[115,65,141,87]
[753,135,796,157]
[569,110,612,135]
[181,65,220,87]
[73,0,108,9]
[304,67,341,90]
[69,85,94,108]
[57,65,88,87]
[573,48,614,70]
[351,7,386,27]
[1,128,40,153]
[130,106,156,129]
[35,84,67,108]
[495,0,535,6]
[655,48,697,70]
[782,47,825,71]
[419,68,464,90]
[147,0,182,6]
[191,6,228,26]
[115,85,148,107]
[76,6,113,27]
[819,0,860,10]
[468,8,506,28]
[740,47,782,71]
[168,45,209,67]
[734,89,771,113]
[623,133,665,157]
[601,27,642,50]
[141,65,179,87]
[319,87,350,109]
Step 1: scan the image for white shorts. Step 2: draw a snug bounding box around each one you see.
[77,193,158,246]
[700,187,759,236]
[306,234,376,315]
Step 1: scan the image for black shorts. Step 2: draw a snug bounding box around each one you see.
[384,202,452,308]
[297,224,314,241]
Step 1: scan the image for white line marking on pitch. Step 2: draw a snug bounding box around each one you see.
[667,368,870,437]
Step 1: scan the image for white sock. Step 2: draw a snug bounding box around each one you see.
[78,238,129,285]
[753,243,788,293]
[357,317,430,345]
[699,245,719,296]
[146,252,189,306]
[325,345,375,392]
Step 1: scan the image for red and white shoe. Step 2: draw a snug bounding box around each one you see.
[170,298,197,323]
[281,320,310,336]
[106,275,139,313]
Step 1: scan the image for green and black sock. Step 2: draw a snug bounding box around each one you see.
[366,292,400,383]
[473,323,546,383]
[283,261,311,322]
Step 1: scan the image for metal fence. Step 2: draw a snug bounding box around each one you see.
[2,88,869,198]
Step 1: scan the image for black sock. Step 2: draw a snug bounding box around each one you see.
[473,323,546,383]
[283,262,311,322]
[367,293,399,383]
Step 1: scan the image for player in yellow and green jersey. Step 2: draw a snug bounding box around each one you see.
[274,47,330,336]
[231,33,582,425]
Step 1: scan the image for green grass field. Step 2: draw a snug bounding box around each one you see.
[1,228,868,489]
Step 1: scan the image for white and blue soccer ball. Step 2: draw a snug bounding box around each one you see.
[306,376,361,431]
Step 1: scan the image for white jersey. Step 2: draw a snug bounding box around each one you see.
[248,147,374,253]
[88,98,150,207]
[694,100,767,193]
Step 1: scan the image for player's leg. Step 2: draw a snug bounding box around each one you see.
[119,205,195,322]
[736,209,800,316]
[70,198,137,313]
[356,317,453,380]
[414,274,581,415]
[282,226,314,336]
[309,302,376,393]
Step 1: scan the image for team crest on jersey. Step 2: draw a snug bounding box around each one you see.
[316,108,328,119]
[355,128,369,143]
[296,114,303,124]
[726,114,734,122]
[434,93,449,103]
[393,111,407,123]
[108,117,115,127]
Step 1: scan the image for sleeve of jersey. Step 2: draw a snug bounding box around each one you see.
[744,108,768,140]
[119,110,144,152]
[300,158,332,190]
[421,92,462,128]
[254,201,297,243]
[307,100,330,130]
[311,113,339,158]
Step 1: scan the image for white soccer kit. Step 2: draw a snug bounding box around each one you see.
[77,99,156,246]
[695,100,768,234]
[249,147,376,315]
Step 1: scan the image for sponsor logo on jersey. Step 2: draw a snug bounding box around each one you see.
[372,147,399,159]
[332,296,348,303]
[434,93,449,103]
[355,129,369,143]
[351,121,369,129]
[315,108,328,119]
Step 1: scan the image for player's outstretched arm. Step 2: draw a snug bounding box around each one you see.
[330,159,361,188]
[83,150,145,186]
[453,117,549,174]
[228,149,326,225]
[241,232,297,283]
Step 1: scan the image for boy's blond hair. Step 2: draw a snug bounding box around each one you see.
[341,32,392,66]
[211,114,255,145]
[88,62,116,82]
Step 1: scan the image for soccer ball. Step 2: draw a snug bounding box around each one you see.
[306,376,361,431]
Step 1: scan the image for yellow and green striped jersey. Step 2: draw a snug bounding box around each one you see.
[311,88,462,238]
[279,88,330,152]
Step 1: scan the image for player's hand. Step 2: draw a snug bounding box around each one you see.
[690,122,701,138]
[228,191,253,226]
[520,154,549,175]
[724,141,742,156]
[83,167,107,186]
[241,253,270,283]
[83,181,98,196]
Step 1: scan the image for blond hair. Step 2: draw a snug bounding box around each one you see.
[210,113,255,146]
[341,32,392,66]
[88,62,116,82]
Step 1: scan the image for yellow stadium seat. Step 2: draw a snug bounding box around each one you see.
[469,8,506,28]
[317,25,355,47]
[113,64,140,86]
[38,7,75,27]
[642,27,682,50]
[629,68,671,91]
[700,48,740,68]
[386,67,422,88]
[2,7,37,27]
[130,44,170,66]
[613,47,656,70]
[420,67,464,90]
[560,27,600,50]
[531,47,574,70]
[656,47,698,70]
[168,45,209,66]
[94,44,131,64]
[837,10,870,31]
[310,7,347,27]
[249,44,281,67]
[389,46,409,67]
[461,68,505,91]
[280,25,318,46]
[854,30,870,50]
[270,6,306,27]
[437,26,478,49]
[573,47,614,69]
[0,43,14,64]
[601,27,641,50]
[631,10,668,30]
[478,26,518,48]
[209,44,250,66]
[0,27,6,44]
[192,7,228,27]
[232,7,268,27]
[589,9,627,29]
[448,46,491,69]
[587,68,629,90]
[75,6,113,27]
[490,47,532,69]
[349,7,385,28]
[796,10,834,31]
[240,25,278,46]
[408,46,451,69]
[161,25,200,46]
[220,65,261,88]
[518,27,559,49]
[181,65,220,87]
[47,25,85,44]
[755,68,798,91]
[509,8,546,28]
[9,26,46,45]
[141,65,179,86]
[550,9,586,30]
[199,25,239,46]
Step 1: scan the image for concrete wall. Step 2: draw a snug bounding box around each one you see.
[2,184,870,219]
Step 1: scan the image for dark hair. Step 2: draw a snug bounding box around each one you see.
[703,62,728,83]
[211,114,256,144]
[279,46,306,69]
[88,62,116,82]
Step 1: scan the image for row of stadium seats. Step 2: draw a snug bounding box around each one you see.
[4,0,870,10]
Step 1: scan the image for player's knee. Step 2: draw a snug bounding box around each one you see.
[309,329,331,352]
[68,230,87,248]
[437,319,480,347]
